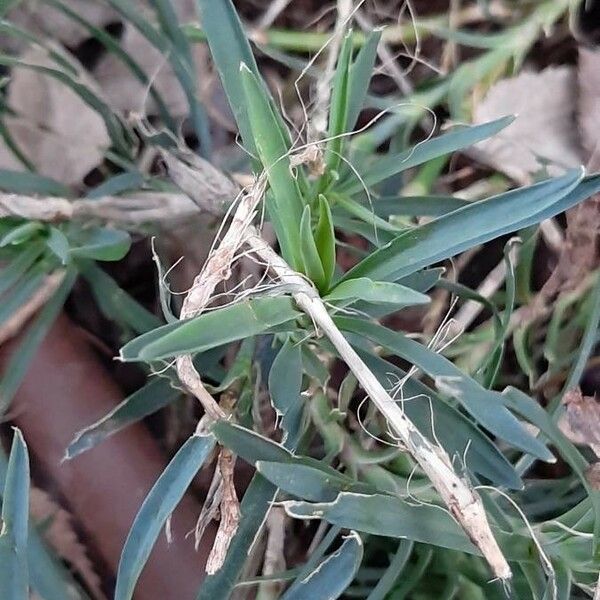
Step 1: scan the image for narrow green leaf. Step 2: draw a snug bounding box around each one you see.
[45,227,70,265]
[0,222,43,247]
[70,227,131,262]
[0,450,82,600]
[256,461,371,502]
[213,422,373,501]
[79,261,161,334]
[326,278,430,306]
[281,531,363,600]
[195,0,260,154]
[299,205,327,291]
[269,338,304,447]
[338,116,514,194]
[240,63,303,266]
[315,195,336,287]
[0,169,71,196]
[0,243,44,297]
[86,172,145,199]
[0,429,30,600]
[120,297,299,361]
[115,433,215,600]
[284,493,477,554]
[368,195,470,218]
[325,31,354,173]
[339,317,553,460]
[346,30,381,131]
[343,169,585,283]
[65,377,180,460]
[285,493,533,561]
[366,540,413,600]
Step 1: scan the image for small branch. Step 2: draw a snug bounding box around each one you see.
[245,233,511,582]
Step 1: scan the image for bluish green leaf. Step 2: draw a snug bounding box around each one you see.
[366,540,413,600]
[79,261,161,334]
[256,460,372,502]
[338,117,513,194]
[0,243,44,297]
[346,30,381,131]
[0,169,71,196]
[326,278,430,306]
[65,377,180,460]
[0,450,82,600]
[285,493,532,561]
[368,195,470,218]
[214,422,373,501]
[281,531,363,600]
[120,297,299,361]
[0,272,44,329]
[70,227,131,262]
[45,227,70,265]
[299,205,327,291]
[339,317,553,460]
[0,222,43,247]
[0,429,30,600]
[115,433,215,600]
[342,169,586,283]
[325,31,353,174]
[195,0,260,154]
[240,63,303,266]
[315,195,336,287]
[284,493,477,554]
[86,172,145,199]
[269,338,304,447]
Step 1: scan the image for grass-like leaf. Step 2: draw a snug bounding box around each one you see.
[337,116,514,194]
[65,377,181,460]
[281,531,363,600]
[342,169,587,282]
[0,429,30,600]
[195,0,261,155]
[326,277,430,306]
[269,338,304,447]
[120,296,299,361]
[346,30,381,131]
[240,63,304,266]
[299,205,327,291]
[115,432,215,600]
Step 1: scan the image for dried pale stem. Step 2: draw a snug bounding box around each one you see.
[245,233,511,581]
[206,448,240,574]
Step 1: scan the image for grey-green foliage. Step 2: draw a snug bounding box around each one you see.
[0,0,597,599]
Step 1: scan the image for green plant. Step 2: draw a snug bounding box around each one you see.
[0,1,599,599]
